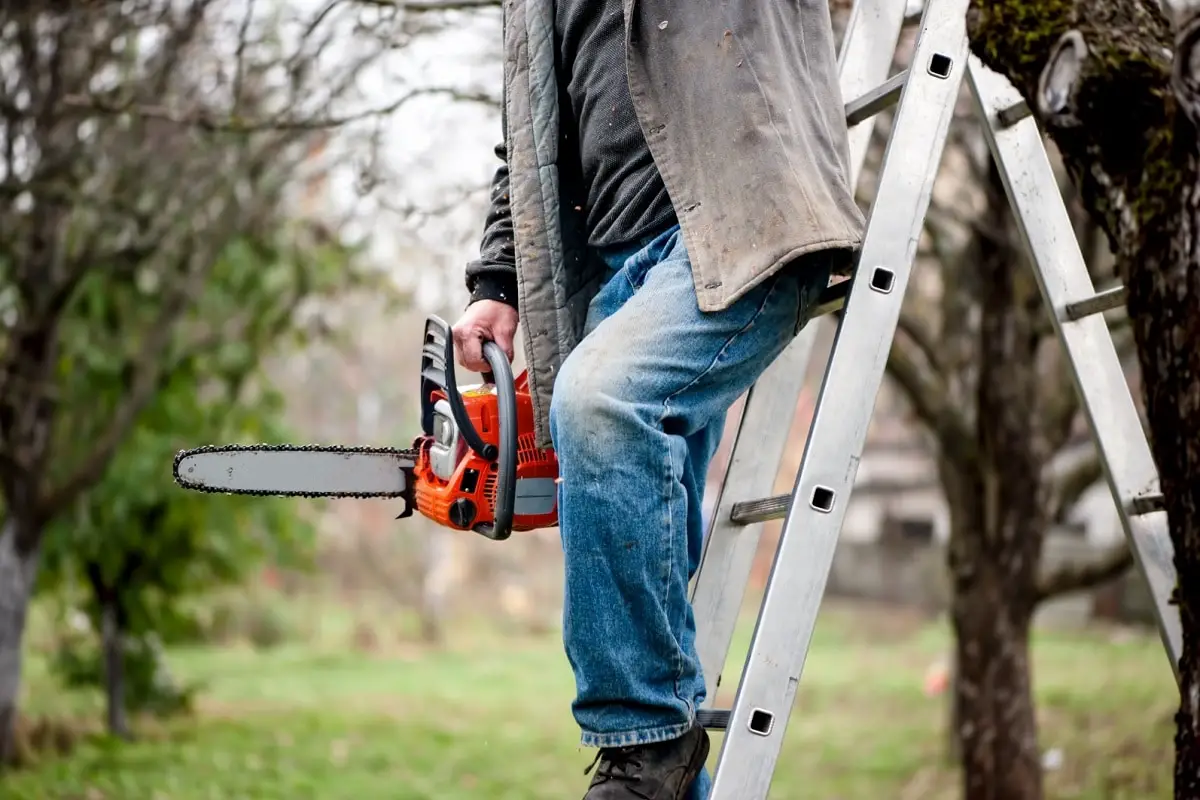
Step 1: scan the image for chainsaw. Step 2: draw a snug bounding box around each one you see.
[171,316,559,541]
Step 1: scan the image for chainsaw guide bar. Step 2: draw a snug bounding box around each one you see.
[172,443,419,510]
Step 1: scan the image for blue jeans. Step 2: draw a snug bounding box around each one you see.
[549,222,831,797]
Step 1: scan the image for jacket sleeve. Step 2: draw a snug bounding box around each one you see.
[465,141,518,309]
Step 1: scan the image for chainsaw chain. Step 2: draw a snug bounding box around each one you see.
[172,443,421,499]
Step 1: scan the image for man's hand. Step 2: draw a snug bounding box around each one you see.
[453,300,519,373]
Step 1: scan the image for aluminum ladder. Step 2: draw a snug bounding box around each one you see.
[687,0,1183,795]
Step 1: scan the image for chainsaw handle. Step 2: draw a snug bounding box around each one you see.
[441,331,516,542]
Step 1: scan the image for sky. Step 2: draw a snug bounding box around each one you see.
[219,0,506,311]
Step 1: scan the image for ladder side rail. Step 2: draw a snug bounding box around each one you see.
[839,0,916,190]
[689,0,912,707]
[707,1,971,795]
[688,326,822,703]
[965,57,1183,678]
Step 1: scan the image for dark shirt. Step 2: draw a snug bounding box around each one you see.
[556,0,676,249]
[469,0,676,308]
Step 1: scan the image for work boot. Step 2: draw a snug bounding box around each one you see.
[582,723,709,799]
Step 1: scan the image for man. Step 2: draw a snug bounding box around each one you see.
[451,0,863,796]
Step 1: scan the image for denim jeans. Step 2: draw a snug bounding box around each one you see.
[549,221,831,798]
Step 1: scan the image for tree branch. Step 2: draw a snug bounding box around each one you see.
[36,252,219,519]
[355,0,501,9]
[1049,452,1104,523]
[1035,541,1133,605]
[380,182,491,223]
[1037,29,1089,128]
[1039,351,1082,453]
[1169,3,1200,128]
[33,150,302,516]
[886,333,979,471]
[897,304,946,378]
[59,86,501,133]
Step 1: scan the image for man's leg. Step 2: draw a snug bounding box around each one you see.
[549,224,831,798]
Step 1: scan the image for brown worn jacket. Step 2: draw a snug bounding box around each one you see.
[465,0,865,448]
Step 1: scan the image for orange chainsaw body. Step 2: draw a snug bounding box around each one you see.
[412,370,559,533]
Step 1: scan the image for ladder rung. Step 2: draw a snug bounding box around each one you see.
[734,486,1166,526]
[845,70,907,127]
[697,709,731,730]
[812,279,851,318]
[1062,285,1127,321]
[730,494,789,525]
[1130,492,1166,515]
[997,99,1031,128]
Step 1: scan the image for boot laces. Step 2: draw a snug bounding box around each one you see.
[585,746,643,782]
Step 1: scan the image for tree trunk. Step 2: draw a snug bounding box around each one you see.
[946,656,961,764]
[947,156,1047,800]
[943,465,1045,800]
[0,519,42,767]
[99,599,130,739]
[1133,23,1200,785]
[950,547,1042,800]
[85,562,133,739]
[419,526,453,644]
[966,2,1200,792]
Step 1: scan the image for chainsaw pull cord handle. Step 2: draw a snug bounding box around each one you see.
[441,332,516,542]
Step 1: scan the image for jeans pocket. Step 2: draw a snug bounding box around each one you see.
[623,256,654,293]
[621,224,682,293]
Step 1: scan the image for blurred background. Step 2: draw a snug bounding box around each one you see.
[0,0,1173,798]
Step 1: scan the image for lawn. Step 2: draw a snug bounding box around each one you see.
[6,597,1177,799]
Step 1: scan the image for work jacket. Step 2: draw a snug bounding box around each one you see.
[468,0,865,448]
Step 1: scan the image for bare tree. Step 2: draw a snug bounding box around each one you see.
[961,0,1200,790]
[0,0,427,760]
[883,110,1137,794]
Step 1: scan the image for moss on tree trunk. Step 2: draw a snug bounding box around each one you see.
[966,0,1200,792]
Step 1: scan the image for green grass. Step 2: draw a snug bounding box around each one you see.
[5,598,1177,799]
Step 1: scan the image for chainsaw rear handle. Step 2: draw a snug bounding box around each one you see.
[423,316,516,541]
